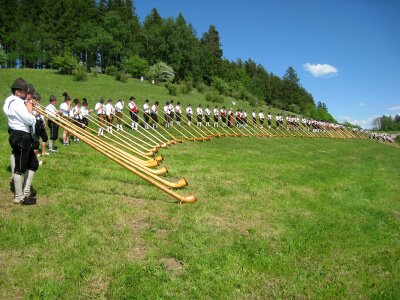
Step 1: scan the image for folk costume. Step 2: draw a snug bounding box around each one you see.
[114,99,124,131]
[127,97,139,130]
[95,99,107,135]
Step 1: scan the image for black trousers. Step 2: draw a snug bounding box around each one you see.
[48,120,59,141]
[9,130,39,174]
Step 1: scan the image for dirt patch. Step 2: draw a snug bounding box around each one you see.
[394,211,400,220]
[161,257,184,274]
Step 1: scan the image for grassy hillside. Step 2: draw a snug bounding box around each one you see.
[1,69,399,298]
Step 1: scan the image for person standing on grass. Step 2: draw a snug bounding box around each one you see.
[127,96,138,130]
[186,104,193,126]
[196,104,203,127]
[70,99,83,141]
[105,99,115,133]
[151,101,159,129]
[60,92,71,145]
[3,78,38,205]
[204,105,211,127]
[267,112,272,129]
[46,95,59,152]
[168,100,175,127]
[80,98,92,129]
[213,105,219,127]
[32,92,49,159]
[164,101,171,128]
[220,106,227,127]
[143,99,151,129]
[114,99,124,131]
[95,98,106,135]
[175,101,182,126]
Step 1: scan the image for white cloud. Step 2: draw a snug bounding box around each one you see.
[337,115,379,129]
[387,105,400,111]
[359,102,366,107]
[303,63,338,77]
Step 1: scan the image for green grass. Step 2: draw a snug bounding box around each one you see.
[1,69,399,298]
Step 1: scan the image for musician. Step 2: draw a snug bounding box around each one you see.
[235,109,242,128]
[175,101,182,125]
[243,111,248,127]
[205,105,211,127]
[32,93,49,158]
[114,99,124,131]
[227,108,233,127]
[220,106,227,127]
[80,98,92,129]
[196,104,203,127]
[164,101,171,128]
[275,113,280,128]
[127,96,138,130]
[45,95,59,152]
[259,110,265,126]
[60,92,71,145]
[267,112,272,128]
[168,100,175,127]
[213,105,219,127]
[95,98,106,135]
[186,104,193,126]
[252,110,257,125]
[151,101,159,128]
[143,99,151,129]
[3,78,38,204]
[105,99,115,133]
[70,99,83,141]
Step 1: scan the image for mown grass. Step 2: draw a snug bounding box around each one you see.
[1,69,399,298]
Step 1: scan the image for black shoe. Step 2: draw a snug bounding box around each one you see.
[20,196,36,205]
[28,187,37,198]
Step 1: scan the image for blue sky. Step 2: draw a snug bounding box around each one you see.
[135,0,400,128]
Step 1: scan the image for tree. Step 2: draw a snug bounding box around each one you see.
[147,62,175,82]
[0,48,6,66]
[200,25,223,83]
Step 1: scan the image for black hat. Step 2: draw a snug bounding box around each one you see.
[33,93,41,100]
[49,95,56,102]
[82,98,88,106]
[130,96,135,100]
[62,92,71,101]
[26,84,35,94]
[108,98,113,103]
[11,78,28,91]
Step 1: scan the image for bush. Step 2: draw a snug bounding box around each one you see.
[205,90,224,103]
[105,65,118,76]
[165,82,179,96]
[0,49,7,65]
[115,71,129,83]
[90,66,101,78]
[52,52,78,75]
[395,135,400,144]
[288,103,301,114]
[72,63,88,81]
[211,76,229,95]
[179,80,193,94]
[123,55,149,78]
[148,62,175,82]
[195,82,207,94]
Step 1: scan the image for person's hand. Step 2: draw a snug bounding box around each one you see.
[25,100,33,113]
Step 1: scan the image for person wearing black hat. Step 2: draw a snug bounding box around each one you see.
[114,99,124,131]
[127,96,138,130]
[220,106,227,127]
[185,104,192,126]
[213,105,219,127]
[80,98,92,128]
[151,101,159,129]
[196,104,203,127]
[105,99,115,133]
[143,99,151,129]
[163,101,171,128]
[3,78,38,205]
[95,98,106,135]
[45,95,60,152]
[175,101,182,126]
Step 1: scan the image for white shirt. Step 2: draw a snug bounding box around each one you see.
[60,102,70,116]
[95,102,106,115]
[197,107,203,115]
[115,101,124,112]
[151,104,158,114]
[168,103,175,113]
[81,106,89,117]
[259,112,265,119]
[127,101,137,112]
[163,105,170,114]
[205,108,211,116]
[70,105,82,119]
[3,94,36,133]
[186,107,192,114]
[214,108,219,115]
[45,103,58,118]
[105,103,115,116]
[143,103,151,114]
[175,105,182,114]
[252,112,256,118]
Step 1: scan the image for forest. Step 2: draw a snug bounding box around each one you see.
[0,0,335,122]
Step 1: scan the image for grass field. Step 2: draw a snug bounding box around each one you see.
[1,69,399,298]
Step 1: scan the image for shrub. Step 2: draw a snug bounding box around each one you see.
[395,135,400,144]
[288,103,301,114]
[205,90,224,103]
[90,66,101,78]
[165,82,179,96]
[179,80,193,94]
[52,52,78,75]
[195,82,207,94]
[115,71,129,83]
[148,62,175,82]
[0,49,6,65]
[72,63,88,81]
[211,76,229,95]
[105,65,118,76]
[123,55,149,78]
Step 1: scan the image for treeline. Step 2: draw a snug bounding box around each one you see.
[373,115,400,131]
[0,0,335,121]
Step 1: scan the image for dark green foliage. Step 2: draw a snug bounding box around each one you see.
[165,82,179,96]
[373,115,400,131]
[179,80,193,94]
[205,90,224,103]
[52,53,78,75]
[72,63,88,81]
[0,0,333,121]
[0,49,7,65]
[288,104,301,114]
[115,72,130,83]
[195,82,208,94]
[105,65,118,76]
[395,135,400,143]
